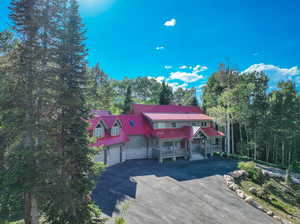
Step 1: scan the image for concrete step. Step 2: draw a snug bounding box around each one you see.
[189,153,205,161]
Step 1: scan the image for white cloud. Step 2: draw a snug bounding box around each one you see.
[193,65,208,72]
[179,65,187,69]
[243,63,300,76]
[170,71,203,83]
[164,65,172,69]
[164,18,176,27]
[155,46,165,50]
[168,82,188,90]
[243,63,300,89]
[169,64,207,83]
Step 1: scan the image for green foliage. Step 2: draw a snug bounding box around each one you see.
[123,85,133,114]
[159,81,173,105]
[238,162,265,184]
[257,183,272,200]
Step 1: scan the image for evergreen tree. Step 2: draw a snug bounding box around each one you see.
[190,96,199,106]
[43,0,102,223]
[123,85,133,114]
[159,81,173,105]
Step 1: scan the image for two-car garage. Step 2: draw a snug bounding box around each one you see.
[94,135,149,166]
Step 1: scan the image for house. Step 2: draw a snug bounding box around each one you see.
[87,104,225,166]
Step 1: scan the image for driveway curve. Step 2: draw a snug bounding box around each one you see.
[92,158,279,224]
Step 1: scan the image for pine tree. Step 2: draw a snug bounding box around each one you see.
[123,85,133,114]
[190,96,199,106]
[8,1,50,223]
[159,80,173,105]
[42,0,102,223]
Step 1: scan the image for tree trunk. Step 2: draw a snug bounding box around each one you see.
[24,192,39,224]
[239,123,243,150]
[281,142,285,167]
[266,144,270,162]
[254,130,257,160]
[226,116,230,155]
[231,122,234,154]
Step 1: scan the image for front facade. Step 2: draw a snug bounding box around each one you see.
[88,104,224,166]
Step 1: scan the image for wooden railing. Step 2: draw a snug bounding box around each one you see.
[152,147,187,162]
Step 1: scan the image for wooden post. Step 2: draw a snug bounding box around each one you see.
[172,141,176,161]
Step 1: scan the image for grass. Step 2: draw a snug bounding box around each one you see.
[239,177,300,224]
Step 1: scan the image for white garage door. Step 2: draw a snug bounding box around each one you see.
[95,150,105,163]
[107,145,121,166]
[126,147,147,160]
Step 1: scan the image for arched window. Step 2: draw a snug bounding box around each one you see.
[93,123,104,138]
[111,122,120,136]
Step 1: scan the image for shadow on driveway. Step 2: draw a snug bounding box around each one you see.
[92,157,238,216]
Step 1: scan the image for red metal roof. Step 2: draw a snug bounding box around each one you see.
[89,129,129,147]
[152,127,188,139]
[131,104,203,114]
[200,127,225,137]
[143,113,213,121]
[118,115,152,136]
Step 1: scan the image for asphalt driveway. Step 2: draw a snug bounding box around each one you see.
[92,158,279,224]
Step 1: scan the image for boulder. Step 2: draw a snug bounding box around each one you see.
[273,216,281,221]
[229,183,239,191]
[236,189,246,199]
[249,187,257,195]
[244,196,254,204]
[266,211,273,217]
[230,170,248,179]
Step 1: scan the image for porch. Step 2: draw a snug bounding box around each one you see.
[152,139,188,163]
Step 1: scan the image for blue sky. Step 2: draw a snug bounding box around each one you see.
[1,0,300,92]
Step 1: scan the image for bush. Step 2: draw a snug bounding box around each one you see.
[238,161,265,184]
[257,183,272,200]
[295,191,300,204]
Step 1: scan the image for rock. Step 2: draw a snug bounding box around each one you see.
[224,175,234,184]
[249,187,257,195]
[266,211,273,217]
[245,196,253,203]
[230,170,248,179]
[273,216,281,221]
[236,189,246,199]
[229,183,239,191]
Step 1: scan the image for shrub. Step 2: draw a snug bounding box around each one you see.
[256,183,272,200]
[238,161,265,184]
[295,191,300,204]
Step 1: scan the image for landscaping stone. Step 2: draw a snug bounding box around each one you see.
[229,183,239,191]
[236,189,246,199]
[266,211,273,217]
[230,170,248,179]
[249,187,257,195]
[245,196,254,204]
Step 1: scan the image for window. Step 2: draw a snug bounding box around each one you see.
[192,122,200,126]
[94,124,104,138]
[111,122,120,136]
[157,122,166,129]
[171,122,177,128]
[215,138,219,145]
[129,120,135,127]
[201,122,207,127]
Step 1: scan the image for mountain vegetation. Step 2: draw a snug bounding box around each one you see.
[203,64,300,170]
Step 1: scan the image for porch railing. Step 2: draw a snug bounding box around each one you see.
[152,147,187,162]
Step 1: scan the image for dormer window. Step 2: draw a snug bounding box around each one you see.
[93,123,104,138]
[111,122,120,136]
[201,122,207,127]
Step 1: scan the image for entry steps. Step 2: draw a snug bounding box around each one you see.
[189,153,205,161]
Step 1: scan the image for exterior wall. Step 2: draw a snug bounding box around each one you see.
[124,135,149,159]
[152,120,211,129]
